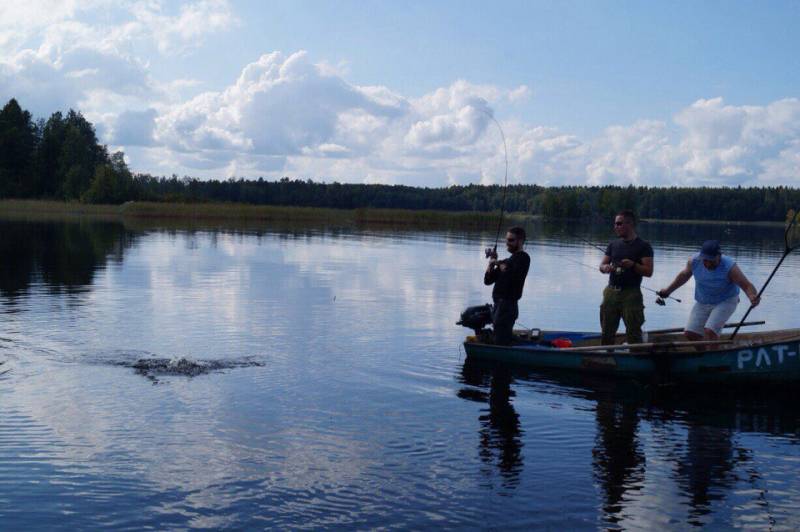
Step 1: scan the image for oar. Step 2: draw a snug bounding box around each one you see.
[618,320,765,337]
[730,210,800,340]
[557,339,734,353]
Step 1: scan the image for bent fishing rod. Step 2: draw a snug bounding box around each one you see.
[479,109,510,259]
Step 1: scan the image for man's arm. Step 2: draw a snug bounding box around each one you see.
[484,259,498,285]
[599,255,613,274]
[729,264,760,306]
[502,253,529,284]
[634,256,654,278]
[658,258,693,297]
[618,256,652,276]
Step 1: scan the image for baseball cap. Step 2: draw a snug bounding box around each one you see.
[699,240,721,260]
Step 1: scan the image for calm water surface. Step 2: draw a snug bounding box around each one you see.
[1,217,799,529]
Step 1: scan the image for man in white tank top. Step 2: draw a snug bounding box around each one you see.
[657,240,760,341]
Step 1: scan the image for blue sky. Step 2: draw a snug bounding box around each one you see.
[1,0,799,187]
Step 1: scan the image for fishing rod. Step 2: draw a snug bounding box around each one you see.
[558,254,681,304]
[479,109,509,259]
[574,235,607,255]
[566,231,682,303]
[730,209,800,340]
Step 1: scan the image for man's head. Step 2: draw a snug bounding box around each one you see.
[699,240,722,269]
[506,226,526,252]
[613,209,637,239]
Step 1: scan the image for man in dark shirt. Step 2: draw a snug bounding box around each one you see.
[598,210,654,345]
[484,226,531,345]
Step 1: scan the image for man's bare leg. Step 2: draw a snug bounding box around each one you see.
[684,329,705,351]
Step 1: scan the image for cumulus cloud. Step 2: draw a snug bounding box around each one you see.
[112,108,158,146]
[151,53,800,188]
[154,51,410,169]
[1,1,798,187]
[0,1,235,120]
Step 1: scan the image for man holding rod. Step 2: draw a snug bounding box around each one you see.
[598,210,654,346]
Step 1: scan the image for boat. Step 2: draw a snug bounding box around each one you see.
[462,327,800,385]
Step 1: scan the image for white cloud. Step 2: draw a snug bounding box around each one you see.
[129,0,237,55]
[112,108,158,146]
[0,1,235,119]
[1,1,799,187]
[154,51,409,170]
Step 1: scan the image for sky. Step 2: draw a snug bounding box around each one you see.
[1,0,799,187]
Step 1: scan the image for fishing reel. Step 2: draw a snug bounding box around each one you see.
[655,297,666,306]
[484,246,498,259]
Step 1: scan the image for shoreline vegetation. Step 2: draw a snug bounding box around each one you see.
[0,199,535,228]
[0,199,785,228]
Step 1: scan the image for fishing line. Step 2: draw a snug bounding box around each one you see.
[479,108,509,256]
[573,235,607,254]
[556,253,681,303]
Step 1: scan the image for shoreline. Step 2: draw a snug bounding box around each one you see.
[0,199,785,228]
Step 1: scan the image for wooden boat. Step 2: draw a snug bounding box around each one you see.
[463,327,800,384]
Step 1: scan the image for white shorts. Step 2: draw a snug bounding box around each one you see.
[686,295,740,336]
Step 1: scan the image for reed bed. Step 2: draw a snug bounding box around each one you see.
[0,199,535,228]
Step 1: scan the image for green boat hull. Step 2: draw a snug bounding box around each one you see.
[463,331,800,384]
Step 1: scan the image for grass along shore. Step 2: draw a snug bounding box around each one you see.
[0,199,535,228]
[0,199,785,228]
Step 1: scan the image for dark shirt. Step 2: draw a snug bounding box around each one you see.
[484,250,531,300]
[605,237,653,288]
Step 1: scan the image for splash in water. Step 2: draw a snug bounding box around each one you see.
[108,354,264,381]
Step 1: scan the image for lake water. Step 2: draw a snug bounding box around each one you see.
[1,215,799,529]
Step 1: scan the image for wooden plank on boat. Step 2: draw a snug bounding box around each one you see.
[616,320,765,337]
[558,339,734,353]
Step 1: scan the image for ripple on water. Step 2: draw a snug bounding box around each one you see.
[2,220,800,528]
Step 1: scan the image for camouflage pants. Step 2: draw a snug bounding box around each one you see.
[600,286,645,345]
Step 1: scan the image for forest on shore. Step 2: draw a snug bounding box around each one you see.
[1,97,798,222]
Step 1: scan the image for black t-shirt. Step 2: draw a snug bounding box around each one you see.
[484,250,531,300]
[605,237,653,288]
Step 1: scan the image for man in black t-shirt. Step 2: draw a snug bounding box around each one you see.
[484,226,531,345]
[598,210,654,345]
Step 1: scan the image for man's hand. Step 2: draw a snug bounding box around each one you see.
[599,264,612,274]
[498,262,508,272]
[748,293,761,307]
[619,258,635,270]
[656,289,669,298]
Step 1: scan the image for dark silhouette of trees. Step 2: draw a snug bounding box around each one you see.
[0,97,798,220]
[83,152,140,204]
[0,99,137,203]
[38,109,112,199]
[0,99,38,197]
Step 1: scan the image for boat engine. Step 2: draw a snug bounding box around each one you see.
[457,304,493,334]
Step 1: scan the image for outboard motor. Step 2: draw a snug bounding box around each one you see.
[457,304,493,334]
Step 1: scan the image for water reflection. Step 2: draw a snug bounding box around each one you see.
[0,219,136,299]
[1,215,798,528]
[456,362,800,527]
[593,387,645,523]
[458,358,523,489]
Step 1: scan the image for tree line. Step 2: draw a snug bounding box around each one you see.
[1,98,798,221]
